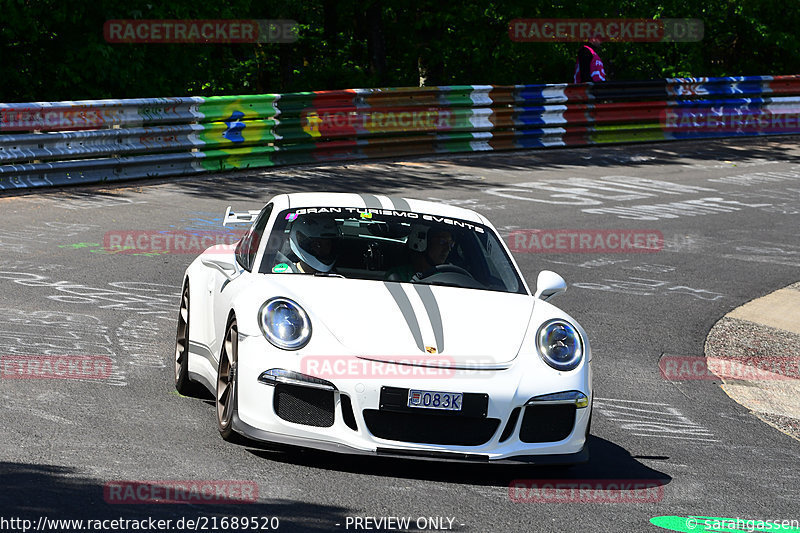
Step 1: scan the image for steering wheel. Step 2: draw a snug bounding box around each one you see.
[414,264,474,280]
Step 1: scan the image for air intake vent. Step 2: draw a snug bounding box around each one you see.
[363,410,499,446]
[499,407,521,442]
[273,383,334,427]
[340,394,358,431]
[519,404,575,443]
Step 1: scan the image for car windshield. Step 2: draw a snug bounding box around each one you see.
[258,207,527,295]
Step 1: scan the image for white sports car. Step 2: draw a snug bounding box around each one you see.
[175,192,592,464]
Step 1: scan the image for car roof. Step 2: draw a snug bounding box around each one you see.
[280,192,485,224]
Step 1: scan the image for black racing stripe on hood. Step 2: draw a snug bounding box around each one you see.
[387,196,411,212]
[359,194,384,209]
[413,284,444,353]
[384,282,425,352]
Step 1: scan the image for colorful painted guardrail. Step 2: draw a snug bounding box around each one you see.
[1,75,799,189]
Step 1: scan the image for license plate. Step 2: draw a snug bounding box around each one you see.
[407,389,462,411]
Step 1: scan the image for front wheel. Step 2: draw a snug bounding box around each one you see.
[174,282,195,395]
[216,317,240,441]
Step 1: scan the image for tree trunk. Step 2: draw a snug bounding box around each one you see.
[366,2,387,84]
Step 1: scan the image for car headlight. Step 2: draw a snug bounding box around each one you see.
[536,319,583,371]
[258,297,311,350]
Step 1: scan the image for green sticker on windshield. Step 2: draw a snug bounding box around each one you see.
[272,263,290,273]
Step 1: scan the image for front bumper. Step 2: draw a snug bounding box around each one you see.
[232,334,592,462]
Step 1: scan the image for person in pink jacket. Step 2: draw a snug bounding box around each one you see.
[573,43,607,83]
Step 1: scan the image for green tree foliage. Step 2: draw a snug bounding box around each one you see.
[1,0,798,102]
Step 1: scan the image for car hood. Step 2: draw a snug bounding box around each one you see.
[255,276,535,368]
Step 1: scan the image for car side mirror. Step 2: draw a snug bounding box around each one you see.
[534,270,567,301]
[202,258,238,281]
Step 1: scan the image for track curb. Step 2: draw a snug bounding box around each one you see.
[704,282,800,440]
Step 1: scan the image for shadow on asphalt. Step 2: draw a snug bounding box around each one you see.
[0,462,347,532]
[2,136,799,202]
[146,136,800,202]
[245,435,671,488]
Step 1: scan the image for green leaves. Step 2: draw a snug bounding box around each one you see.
[1,0,798,102]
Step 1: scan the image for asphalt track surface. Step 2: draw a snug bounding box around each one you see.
[1,137,799,533]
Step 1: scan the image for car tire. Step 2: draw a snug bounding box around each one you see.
[216,316,241,442]
[174,281,197,395]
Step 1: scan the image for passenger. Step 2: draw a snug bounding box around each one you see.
[385,225,454,282]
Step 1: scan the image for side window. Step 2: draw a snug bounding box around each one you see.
[483,233,522,293]
[235,204,273,271]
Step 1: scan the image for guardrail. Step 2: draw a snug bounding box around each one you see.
[2,75,800,190]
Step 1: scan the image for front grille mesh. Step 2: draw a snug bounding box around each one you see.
[363,410,499,445]
[273,383,334,427]
[519,404,576,443]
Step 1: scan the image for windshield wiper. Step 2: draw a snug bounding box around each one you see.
[313,272,345,278]
[422,281,462,288]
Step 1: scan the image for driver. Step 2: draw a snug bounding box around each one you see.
[385,225,454,282]
[279,215,340,274]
